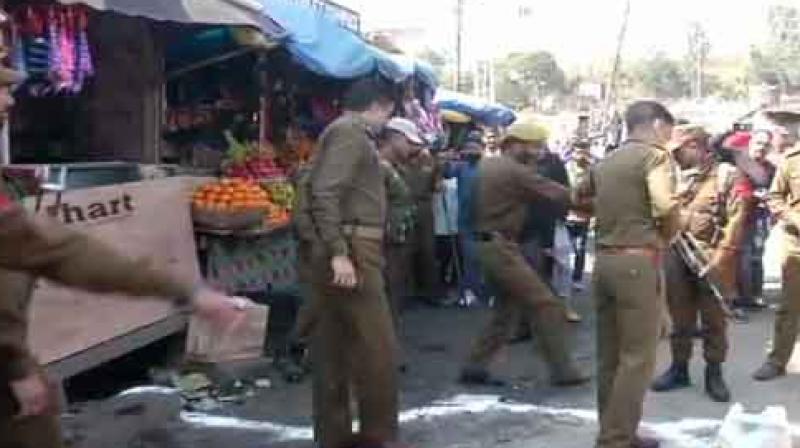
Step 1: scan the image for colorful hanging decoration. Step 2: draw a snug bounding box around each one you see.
[12,5,95,96]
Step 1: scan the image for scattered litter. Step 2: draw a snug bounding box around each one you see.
[218,395,247,404]
[174,373,213,393]
[189,397,222,412]
[255,378,273,389]
[714,403,792,448]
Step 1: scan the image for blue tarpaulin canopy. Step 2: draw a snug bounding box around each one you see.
[259,0,375,79]
[435,89,516,127]
[259,0,435,85]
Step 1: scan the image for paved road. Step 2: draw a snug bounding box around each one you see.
[69,288,800,448]
[67,231,800,447]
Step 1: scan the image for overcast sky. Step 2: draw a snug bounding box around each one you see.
[338,0,782,66]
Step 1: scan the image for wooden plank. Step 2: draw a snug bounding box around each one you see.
[44,313,188,381]
[25,177,201,367]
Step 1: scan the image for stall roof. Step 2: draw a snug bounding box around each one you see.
[60,0,436,84]
[259,0,374,79]
[57,0,285,36]
[435,89,516,127]
[259,0,436,84]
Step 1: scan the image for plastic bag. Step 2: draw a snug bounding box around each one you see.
[186,303,269,363]
[713,403,792,448]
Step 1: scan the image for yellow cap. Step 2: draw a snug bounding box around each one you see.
[503,120,550,143]
[440,109,471,124]
[667,123,708,151]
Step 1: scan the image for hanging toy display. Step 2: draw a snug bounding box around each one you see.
[12,5,95,96]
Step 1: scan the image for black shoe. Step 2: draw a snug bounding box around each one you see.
[550,366,590,387]
[705,363,731,402]
[651,363,690,392]
[735,297,769,310]
[458,366,507,387]
[508,329,532,345]
[753,362,786,381]
[732,308,749,323]
[632,436,660,448]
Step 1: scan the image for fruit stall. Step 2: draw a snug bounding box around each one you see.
[0,0,443,394]
[189,132,300,296]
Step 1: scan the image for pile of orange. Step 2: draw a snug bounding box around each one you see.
[264,202,291,227]
[192,178,271,212]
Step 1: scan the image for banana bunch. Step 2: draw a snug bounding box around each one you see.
[266,183,295,210]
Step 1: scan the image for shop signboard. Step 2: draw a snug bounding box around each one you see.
[25,177,201,366]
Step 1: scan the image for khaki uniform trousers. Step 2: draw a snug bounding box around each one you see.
[467,238,574,375]
[768,235,800,368]
[594,253,662,448]
[0,373,62,448]
[293,239,317,342]
[664,249,728,364]
[385,243,411,330]
[310,237,399,448]
[410,201,438,298]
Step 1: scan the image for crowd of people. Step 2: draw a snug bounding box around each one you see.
[293,77,800,448]
[3,65,800,448]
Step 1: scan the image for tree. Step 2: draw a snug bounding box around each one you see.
[494,51,566,109]
[632,53,690,99]
[749,3,800,89]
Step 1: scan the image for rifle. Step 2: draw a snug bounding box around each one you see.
[670,231,734,318]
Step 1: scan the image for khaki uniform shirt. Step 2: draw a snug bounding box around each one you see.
[0,183,196,380]
[291,165,317,244]
[678,162,746,251]
[474,155,570,241]
[310,114,386,257]
[382,159,415,245]
[768,147,800,254]
[400,156,438,204]
[583,140,679,249]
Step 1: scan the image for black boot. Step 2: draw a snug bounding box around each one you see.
[753,361,786,381]
[705,363,731,402]
[458,364,508,387]
[651,362,690,392]
[532,305,589,387]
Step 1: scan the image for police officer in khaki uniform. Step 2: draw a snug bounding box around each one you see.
[650,124,746,403]
[400,144,440,304]
[380,118,425,335]
[0,68,247,448]
[459,119,588,387]
[753,141,800,381]
[308,78,398,448]
[579,101,680,448]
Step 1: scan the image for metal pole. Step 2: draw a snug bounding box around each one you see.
[456,0,464,91]
[488,57,496,103]
[604,0,630,126]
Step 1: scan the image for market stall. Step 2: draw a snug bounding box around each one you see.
[0,0,294,394]
[0,0,441,393]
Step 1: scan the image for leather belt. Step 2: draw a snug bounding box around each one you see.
[598,246,659,257]
[342,224,383,241]
[473,231,513,242]
[472,232,495,242]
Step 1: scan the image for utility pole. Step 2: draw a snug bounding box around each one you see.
[455,0,464,91]
[488,57,496,102]
[604,0,630,126]
[688,22,710,99]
